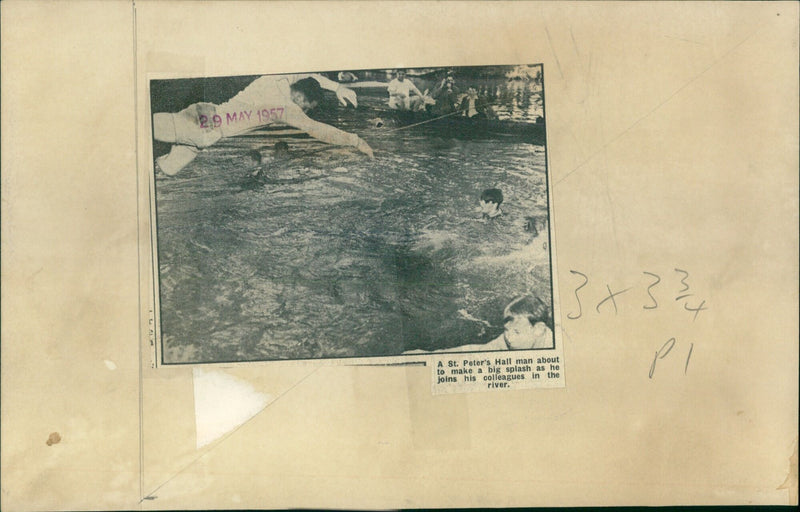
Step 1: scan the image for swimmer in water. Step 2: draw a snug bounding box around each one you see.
[247,143,328,184]
[403,294,554,353]
[498,295,553,350]
[247,149,263,176]
[248,142,290,176]
[478,188,503,219]
[524,215,549,250]
[524,215,541,237]
[272,140,290,158]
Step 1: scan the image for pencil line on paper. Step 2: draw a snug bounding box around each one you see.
[131,0,144,505]
[544,25,565,80]
[139,367,321,502]
[555,22,764,187]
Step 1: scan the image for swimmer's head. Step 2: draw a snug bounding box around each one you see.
[480,188,503,205]
[273,141,290,157]
[525,216,539,237]
[502,295,552,350]
[479,188,503,217]
[246,149,263,166]
[338,71,357,83]
[290,77,325,112]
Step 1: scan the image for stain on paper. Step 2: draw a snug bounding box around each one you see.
[46,432,61,446]
[777,438,798,505]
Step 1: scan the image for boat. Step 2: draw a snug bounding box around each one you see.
[387,109,546,144]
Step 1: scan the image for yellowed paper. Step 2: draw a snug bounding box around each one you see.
[2,1,798,509]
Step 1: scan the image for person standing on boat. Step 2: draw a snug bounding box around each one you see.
[153,73,373,176]
[459,86,493,119]
[432,75,460,114]
[387,69,425,111]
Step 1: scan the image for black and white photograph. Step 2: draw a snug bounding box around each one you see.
[149,64,556,365]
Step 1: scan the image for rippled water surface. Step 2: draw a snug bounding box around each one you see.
[154,80,552,364]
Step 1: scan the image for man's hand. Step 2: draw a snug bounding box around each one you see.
[356,138,374,159]
[335,85,358,108]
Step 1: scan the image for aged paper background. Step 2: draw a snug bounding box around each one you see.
[2,1,798,510]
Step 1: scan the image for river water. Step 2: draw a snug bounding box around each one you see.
[154,78,552,364]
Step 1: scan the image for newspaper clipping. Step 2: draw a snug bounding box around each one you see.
[147,64,563,392]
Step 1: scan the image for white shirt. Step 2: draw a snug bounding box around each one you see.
[387,78,421,100]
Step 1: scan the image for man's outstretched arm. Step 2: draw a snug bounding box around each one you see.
[283,104,373,158]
